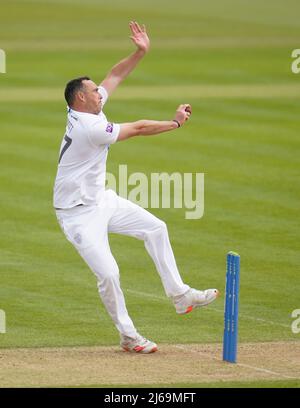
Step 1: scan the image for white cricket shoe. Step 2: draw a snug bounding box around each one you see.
[173,288,219,314]
[120,333,158,354]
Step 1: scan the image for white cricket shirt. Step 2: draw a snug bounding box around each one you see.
[53,86,120,209]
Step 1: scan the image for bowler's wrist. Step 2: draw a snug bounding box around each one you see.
[172,119,181,128]
[136,48,148,57]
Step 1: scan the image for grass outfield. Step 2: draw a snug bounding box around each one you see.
[0,0,300,387]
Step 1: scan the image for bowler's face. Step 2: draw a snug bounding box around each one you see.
[81,80,103,114]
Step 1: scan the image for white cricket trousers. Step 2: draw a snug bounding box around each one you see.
[55,190,189,338]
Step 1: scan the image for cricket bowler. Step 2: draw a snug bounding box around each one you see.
[53,21,219,353]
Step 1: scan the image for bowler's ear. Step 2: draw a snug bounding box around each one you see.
[77,91,85,103]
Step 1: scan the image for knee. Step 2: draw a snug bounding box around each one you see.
[155,220,167,233]
[94,261,120,287]
[144,219,168,240]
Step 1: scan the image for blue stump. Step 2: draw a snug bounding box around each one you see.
[223,251,240,363]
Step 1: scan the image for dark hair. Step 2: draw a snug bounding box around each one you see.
[64,76,90,106]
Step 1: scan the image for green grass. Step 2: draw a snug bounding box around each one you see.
[0,0,299,387]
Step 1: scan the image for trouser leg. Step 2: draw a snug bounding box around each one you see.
[78,243,137,338]
[56,205,138,338]
[108,194,190,297]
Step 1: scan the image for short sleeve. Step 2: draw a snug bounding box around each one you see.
[88,119,120,147]
[98,86,108,106]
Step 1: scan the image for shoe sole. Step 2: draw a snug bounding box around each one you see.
[178,289,220,315]
[122,346,158,354]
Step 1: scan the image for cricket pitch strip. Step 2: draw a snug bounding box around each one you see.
[0,341,299,387]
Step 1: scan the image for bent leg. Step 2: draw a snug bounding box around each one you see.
[108,195,190,297]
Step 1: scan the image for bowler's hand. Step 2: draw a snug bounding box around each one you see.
[173,104,192,127]
[129,21,150,53]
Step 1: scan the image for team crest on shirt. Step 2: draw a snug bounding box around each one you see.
[106,123,114,133]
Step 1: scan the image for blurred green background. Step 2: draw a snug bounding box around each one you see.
[0,0,299,369]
